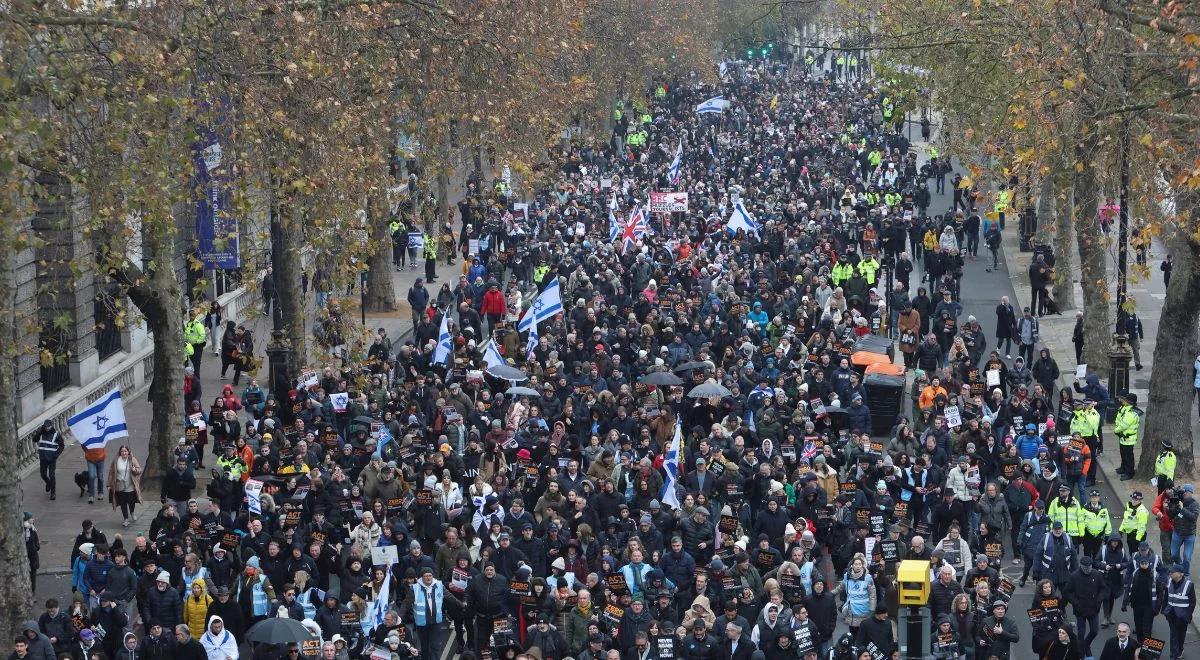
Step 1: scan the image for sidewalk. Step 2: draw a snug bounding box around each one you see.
[997,203,1200,634]
[27,179,472,574]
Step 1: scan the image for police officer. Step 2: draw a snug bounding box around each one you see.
[1156,439,1178,494]
[1081,489,1111,558]
[1163,563,1195,660]
[1048,484,1085,551]
[184,311,208,372]
[1114,393,1140,480]
[1118,491,1149,555]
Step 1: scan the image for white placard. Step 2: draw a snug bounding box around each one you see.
[986,370,1000,387]
[944,405,962,428]
[371,545,399,566]
[245,479,264,515]
[1076,364,1088,379]
[331,392,349,413]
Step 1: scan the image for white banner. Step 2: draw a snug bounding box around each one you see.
[650,191,689,214]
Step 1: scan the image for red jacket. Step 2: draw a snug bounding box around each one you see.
[481,289,506,316]
[1153,492,1176,533]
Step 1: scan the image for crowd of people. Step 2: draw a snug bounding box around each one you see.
[21,52,1200,660]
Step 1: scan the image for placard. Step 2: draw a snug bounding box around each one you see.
[839,481,858,495]
[855,507,871,527]
[941,538,961,567]
[330,392,349,413]
[340,611,360,630]
[188,413,207,431]
[415,489,433,506]
[602,603,624,633]
[1075,364,1088,380]
[893,501,909,521]
[722,575,739,597]
[301,639,321,659]
[985,541,1004,563]
[220,532,240,550]
[880,541,900,562]
[654,636,675,660]
[986,370,1001,387]
[944,405,962,429]
[605,572,629,594]
[649,191,689,214]
[386,497,405,518]
[370,545,399,567]
[997,577,1015,602]
[1138,637,1165,660]
[719,515,739,534]
[870,513,886,536]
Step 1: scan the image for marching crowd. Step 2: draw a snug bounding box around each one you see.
[19,52,1200,660]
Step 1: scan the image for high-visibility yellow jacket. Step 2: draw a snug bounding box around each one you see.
[1083,504,1111,537]
[423,233,437,259]
[858,258,880,285]
[184,319,207,345]
[1115,405,1139,446]
[994,190,1011,213]
[1118,502,1149,541]
[1049,497,1086,537]
[1156,450,1177,481]
[1071,409,1100,438]
[831,263,854,286]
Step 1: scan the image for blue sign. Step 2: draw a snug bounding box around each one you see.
[194,116,240,270]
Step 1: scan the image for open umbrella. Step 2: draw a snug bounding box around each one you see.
[352,415,378,426]
[505,386,542,397]
[245,617,319,645]
[688,382,732,398]
[486,364,528,381]
[673,361,711,373]
[639,371,683,386]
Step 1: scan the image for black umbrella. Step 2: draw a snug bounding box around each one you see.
[639,372,683,386]
[353,415,378,426]
[673,361,711,373]
[245,617,319,645]
[486,364,528,381]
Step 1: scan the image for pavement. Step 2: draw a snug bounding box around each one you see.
[27,178,473,579]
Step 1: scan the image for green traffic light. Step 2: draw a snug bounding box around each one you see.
[747,49,753,56]
[761,49,768,56]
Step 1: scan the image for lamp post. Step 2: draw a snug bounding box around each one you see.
[1108,0,1133,412]
[266,198,296,422]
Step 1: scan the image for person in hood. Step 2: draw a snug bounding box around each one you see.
[199,616,238,660]
[113,632,139,660]
[19,620,55,660]
[749,602,783,646]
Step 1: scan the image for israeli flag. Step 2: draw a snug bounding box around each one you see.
[367,556,395,631]
[718,61,728,79]
[517,277,563,333]
[696,96,730,114]
[609,208,620,242]
[482,338,506,371]
[68,388,129,449]
[525,320,539,362]
[668,140,683,186]
[726,199,761,238]
[660,419,682,510]
[432,312,452,366]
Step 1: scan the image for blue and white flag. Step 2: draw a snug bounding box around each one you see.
[609,207,620,242]
[726,199,761,238]
[696,96,730,114]
[68,388,129,449]
[660,419,683,510]
[432,312,452,366]
[525,320,539,362]
[367,556,395,631]
[668,140,683,186]
[482,338,506,371]
[718,61,729,79]
[517,277,563,333]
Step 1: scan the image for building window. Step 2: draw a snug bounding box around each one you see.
[40,327,71,395]
[95,291,122,361]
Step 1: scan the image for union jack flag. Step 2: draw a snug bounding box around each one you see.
[620,205,648,254]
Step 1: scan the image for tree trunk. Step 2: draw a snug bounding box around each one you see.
[1052,169,1076,310]
[364,189,396,312]
[122,228,184,487]
[1073,140,1110,368]
[0,208,36,644]
[275,199,306,370]
[1138,189,1200,480]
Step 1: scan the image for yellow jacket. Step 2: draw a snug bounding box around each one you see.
[184,583,213,638]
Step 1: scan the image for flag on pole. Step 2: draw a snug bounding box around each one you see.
[726,199,761,238]
[482,338,506,371]
[367,558,396,630]
[668,140,683,186]
[620,205,648,254]
[517,278,563,333]
[432,312,452,366]
[68,388,129,450]
[718,61,729,79]
[525,320,539,362]
[660,419,683,510]
[695,96,730,114]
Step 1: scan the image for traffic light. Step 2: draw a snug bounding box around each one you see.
[747,49,753,57]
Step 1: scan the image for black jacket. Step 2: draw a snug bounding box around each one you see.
[855,616,896,655]
[1063,568,1109,618]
